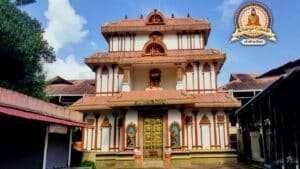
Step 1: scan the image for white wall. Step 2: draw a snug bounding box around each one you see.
[178,33,204,49]
[108,32,205,52]
[109,35,135,51]
[135,34,148,51]
[96,65,123,95]
[197,110,215,147]
[163,33,177,50]
[184,63,217,92]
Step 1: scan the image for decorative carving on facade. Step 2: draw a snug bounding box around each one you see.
[102,66,109,74]
[217,115,225,123]
[126,122,136,148]
[185,116,193,125]
[101,116,112,127]
[170,122,181,147]
[143,32,167,56]
[186,64,193,72]
[200,115,210,124]
[86,118,95,125]
[146,9,165,25]
[203,63,211,72]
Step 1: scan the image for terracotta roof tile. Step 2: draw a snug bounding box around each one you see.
[69,90,240,111]
[104,17,209,27]
[85,49,225,71]
[0,87,83,124]
[224,59,300,91]
[223,74,280,90]
[46,77,95,96]
[101,17,210,33]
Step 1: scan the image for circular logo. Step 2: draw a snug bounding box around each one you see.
[231,1,276,45]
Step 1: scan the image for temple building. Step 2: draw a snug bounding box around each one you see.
[69,10,241,166]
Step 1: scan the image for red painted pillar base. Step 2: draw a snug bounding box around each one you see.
[164,150,172,168]
[134,150,143,167]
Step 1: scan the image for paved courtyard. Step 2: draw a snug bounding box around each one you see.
[99,161,252,169]
[168,163,250,169]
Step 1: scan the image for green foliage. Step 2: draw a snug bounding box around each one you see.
[80,161,96,169]
[14,0,36,6]
[0,0,55,99]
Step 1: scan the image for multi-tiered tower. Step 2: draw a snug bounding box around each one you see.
[71,10,240,166]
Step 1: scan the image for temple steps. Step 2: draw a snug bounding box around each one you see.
[142,160,164,168]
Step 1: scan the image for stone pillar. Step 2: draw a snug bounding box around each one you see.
[198,63,204,91]
[108,65,113,94]
[199,33,204,49]
[186,115,193,150]
[193,111,198,148]
[94,114,100,150]
[212,111,217,149]
[211,63,217,90]
[113,65,119,93]
[112,111,118,152]
[96,66,102,94]
[121,65,131,92]
[192,63,199,91]
[175,63,185,90]
[119,114,125,151]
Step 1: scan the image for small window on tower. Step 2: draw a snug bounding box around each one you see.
[146,69,162,90]
[150,69,161,84]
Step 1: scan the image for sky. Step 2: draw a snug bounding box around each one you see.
[20,0,300,85]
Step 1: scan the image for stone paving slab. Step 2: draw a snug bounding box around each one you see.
[114,163,251,169]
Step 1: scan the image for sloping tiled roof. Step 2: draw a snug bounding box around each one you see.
[69,90,241,111]
[0,87,84,126]
[102,17,210,33]
[46,76,95,96]
[259,59,300,78]
[85,49,225,71]
[223,73,280,90]
[101,10,211,44]
[224,59,300,91]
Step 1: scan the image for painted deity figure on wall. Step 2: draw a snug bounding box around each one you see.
[127,123,136,148]
[170,122,180,147]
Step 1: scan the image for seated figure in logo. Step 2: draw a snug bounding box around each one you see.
[247,8,261,26]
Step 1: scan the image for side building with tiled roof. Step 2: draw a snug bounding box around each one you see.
[0,87,84,169]
[46,76,95,105]
[222,58,300,165]
[223,59,300,105]
[49,10,242,167]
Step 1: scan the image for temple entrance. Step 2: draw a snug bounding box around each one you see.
[143,114,163,159]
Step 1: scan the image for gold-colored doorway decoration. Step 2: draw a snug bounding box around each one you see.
[143,115,163,159]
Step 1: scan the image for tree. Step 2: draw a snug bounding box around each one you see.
[14,0,36,6]
[0,0,55,99]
